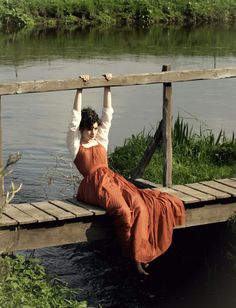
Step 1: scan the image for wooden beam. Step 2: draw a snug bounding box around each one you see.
[175,202,236,228]
[0,67,236,95]
[1,200,236,253]
[0,218,113,253]
[162,65,172,187]
[131,120,162,179]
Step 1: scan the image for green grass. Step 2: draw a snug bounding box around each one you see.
[0,255,86,307]
[109,116,236,185]
[0,0,236,30]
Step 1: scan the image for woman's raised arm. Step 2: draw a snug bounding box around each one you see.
[103,73,112,109]
[67,75,90,160]
[96,73,113,150]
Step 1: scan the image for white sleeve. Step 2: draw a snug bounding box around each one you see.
[97,106,114,150]
[66,109,81,160]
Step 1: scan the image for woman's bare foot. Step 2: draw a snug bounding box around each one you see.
[103,73,112,81]
[80,74,90,82]
[135,262,149,276]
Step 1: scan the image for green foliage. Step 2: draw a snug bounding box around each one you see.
[109,116,236,184]
[0,0,34,30]
[0,0,235,30]
[0,255,86,307]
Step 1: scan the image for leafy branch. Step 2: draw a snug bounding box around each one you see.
[0,152,22,217]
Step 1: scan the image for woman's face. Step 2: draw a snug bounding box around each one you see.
[81,122,98,143]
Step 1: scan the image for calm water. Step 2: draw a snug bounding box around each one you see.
[1,25,236,307]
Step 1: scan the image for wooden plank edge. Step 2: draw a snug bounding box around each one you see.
[132,178,162,189]
[200,181,236,197]
[67,198,106,216]
[215,178,236,189]
[48,200,94,217]
[30,201,76,220]
[0,219,112,253]
[175,202,236,229]
[1,67,236,95]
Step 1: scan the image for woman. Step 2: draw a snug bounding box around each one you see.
[67,74,185,275]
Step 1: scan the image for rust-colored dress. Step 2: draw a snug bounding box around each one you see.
[74,143,185,263]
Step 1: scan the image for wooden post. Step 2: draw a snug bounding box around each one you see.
[0,95,3,206]
[162,65,172,187]
[131,120,162,179]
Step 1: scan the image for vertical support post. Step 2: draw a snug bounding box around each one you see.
[162,64,172,187]
[0,95,3,205]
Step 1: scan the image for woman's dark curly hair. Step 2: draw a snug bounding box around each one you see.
[79,107,102,131]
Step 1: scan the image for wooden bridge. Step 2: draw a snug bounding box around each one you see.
[0,66,236,253]
[1,177,236,253]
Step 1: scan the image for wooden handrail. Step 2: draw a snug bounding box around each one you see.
[0,66,235,194]
[0,67,236,95]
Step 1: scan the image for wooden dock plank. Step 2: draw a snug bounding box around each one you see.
[30,201,75,220]
[67,198,106,216]
[49,200,93,217]
[133,178,162,189]
[200,180,236,197]
[185,182,230,199]
[216,178,236,189]
[171,184,215,201]
[175,202,236,229]
[155,187,199,204]
[3,204,37,224]
[13,203,55,223]
[0,213,17,227]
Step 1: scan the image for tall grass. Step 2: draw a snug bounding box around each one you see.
[109,116,236,184]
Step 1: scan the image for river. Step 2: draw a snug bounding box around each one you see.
[0,25,236,307]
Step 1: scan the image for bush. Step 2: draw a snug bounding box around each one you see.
[0,255,86,307]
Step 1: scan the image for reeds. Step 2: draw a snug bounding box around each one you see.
[109,115,236,184]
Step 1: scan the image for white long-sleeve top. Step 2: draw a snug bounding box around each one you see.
[66,107,114,161]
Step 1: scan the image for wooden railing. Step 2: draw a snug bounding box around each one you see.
[0,66,236,197]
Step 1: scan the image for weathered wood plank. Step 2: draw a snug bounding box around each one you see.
[0,229,19,253]
[49,200,93,217]
[13,203,55,223]
[200,180,236,197]
[1,200,236,252]
[0,219,112,252]
[216,178,236,189]
[3,204,37,224]
[0,68,236,95]
[67,198,106,216]
[155,187,199,204]
[0,213,17,227]
[162,64,172,187]
[132,178,162,189]
[175,202,236,229]
[171,184,215,201]
[131,121,162,179]
[185,182,230,199]
[30,201,75,220]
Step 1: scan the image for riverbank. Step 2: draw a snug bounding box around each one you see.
[109,116,236,184]
[0,0,236,31]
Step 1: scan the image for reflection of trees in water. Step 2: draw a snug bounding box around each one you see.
[0,25,236,66]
